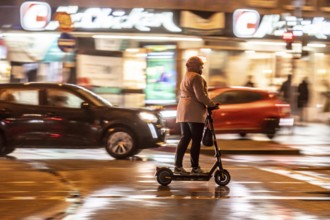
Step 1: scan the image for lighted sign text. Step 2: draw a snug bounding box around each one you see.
[45,7,182,32]
[20,1,51,31]
[234,9,330,39]
[255,15,330,39]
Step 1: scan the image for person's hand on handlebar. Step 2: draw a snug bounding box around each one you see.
[208,103,220,111]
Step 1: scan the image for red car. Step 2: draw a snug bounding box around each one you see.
[160,87,294,139]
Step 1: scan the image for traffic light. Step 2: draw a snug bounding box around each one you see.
[283,31,294,50]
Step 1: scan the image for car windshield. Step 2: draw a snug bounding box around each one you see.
[212,90,264,104]
[76,86,113,107]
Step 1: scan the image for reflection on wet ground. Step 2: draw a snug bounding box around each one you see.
[156,185,231,199]
[1,144,329,219]
[63,180,329,220]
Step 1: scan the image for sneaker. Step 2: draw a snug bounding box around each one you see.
[191,167,206,175]
[174,167,189,175]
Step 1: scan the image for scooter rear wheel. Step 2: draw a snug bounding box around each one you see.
[156,168,173,186]
[214,169,231,186]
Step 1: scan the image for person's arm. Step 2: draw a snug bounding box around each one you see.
[192,75,216,107]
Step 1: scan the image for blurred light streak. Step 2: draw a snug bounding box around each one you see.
[307,43,326,48]
[200,48,212,53]
[246,41,286,46]
[245,50,255,54]
[3,32,60,38]
[93,35,202,42]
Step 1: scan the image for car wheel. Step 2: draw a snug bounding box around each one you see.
[264,118,279,139]
[105,128,138,159]
[239,133,247,138]
[0,135,15,156]
[266,133,275,139]
[0,135,5,156]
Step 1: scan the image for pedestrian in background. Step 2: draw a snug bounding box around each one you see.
[175,56,217,175]
[321,79,330,124]
[279,74,292,104]
[244,75,255,87]
[297,77,309,122]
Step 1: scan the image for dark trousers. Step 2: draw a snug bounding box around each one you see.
[175,122,204,168]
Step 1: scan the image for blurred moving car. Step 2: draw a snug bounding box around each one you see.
[0,83,167,159]
[160,87,294,139]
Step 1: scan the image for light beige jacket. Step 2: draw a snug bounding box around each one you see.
[176,71,215,123]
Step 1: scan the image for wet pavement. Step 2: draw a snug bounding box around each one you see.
[4,152,323,220]
[0,122,328,220]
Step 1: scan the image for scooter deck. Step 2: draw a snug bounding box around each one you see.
[172,173,212,181]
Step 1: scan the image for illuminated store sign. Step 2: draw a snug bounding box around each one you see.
[20,3,181,33]
[233,9,260,38]
[233,9,330,39]
[20,1,51,31]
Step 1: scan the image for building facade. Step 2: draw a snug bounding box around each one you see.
[0,0,329,122]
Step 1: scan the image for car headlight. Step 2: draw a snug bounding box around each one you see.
[160,110,177,118]
[139,112,158,123]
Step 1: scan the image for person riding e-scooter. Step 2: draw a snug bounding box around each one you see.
[174,56,218,175]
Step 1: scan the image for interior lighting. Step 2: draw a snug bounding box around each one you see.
[199,56,207,63]
[245,50,255,54]
[184,50,199,59]
[135,53,147,58]
[317,69,326,74]
[246,41,286,46]
[125,48,140,53]
[200,48,212,53]
[2,32,60,38]
[262,69,272,73]
[275,51,291,57]
[148,51,174,56]
[247,41,326,48]
[93,35,202,42]
[307,43,326,48]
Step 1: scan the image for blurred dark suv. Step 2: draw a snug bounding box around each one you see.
[161,87,293,139]
[0,83,167,159]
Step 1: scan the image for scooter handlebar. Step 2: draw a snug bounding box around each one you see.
[207,103,220,112]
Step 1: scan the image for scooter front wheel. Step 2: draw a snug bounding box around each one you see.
[214,169,231,186]
[156,167,173,186]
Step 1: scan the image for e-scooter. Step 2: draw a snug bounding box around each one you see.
[155,106,231,186]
